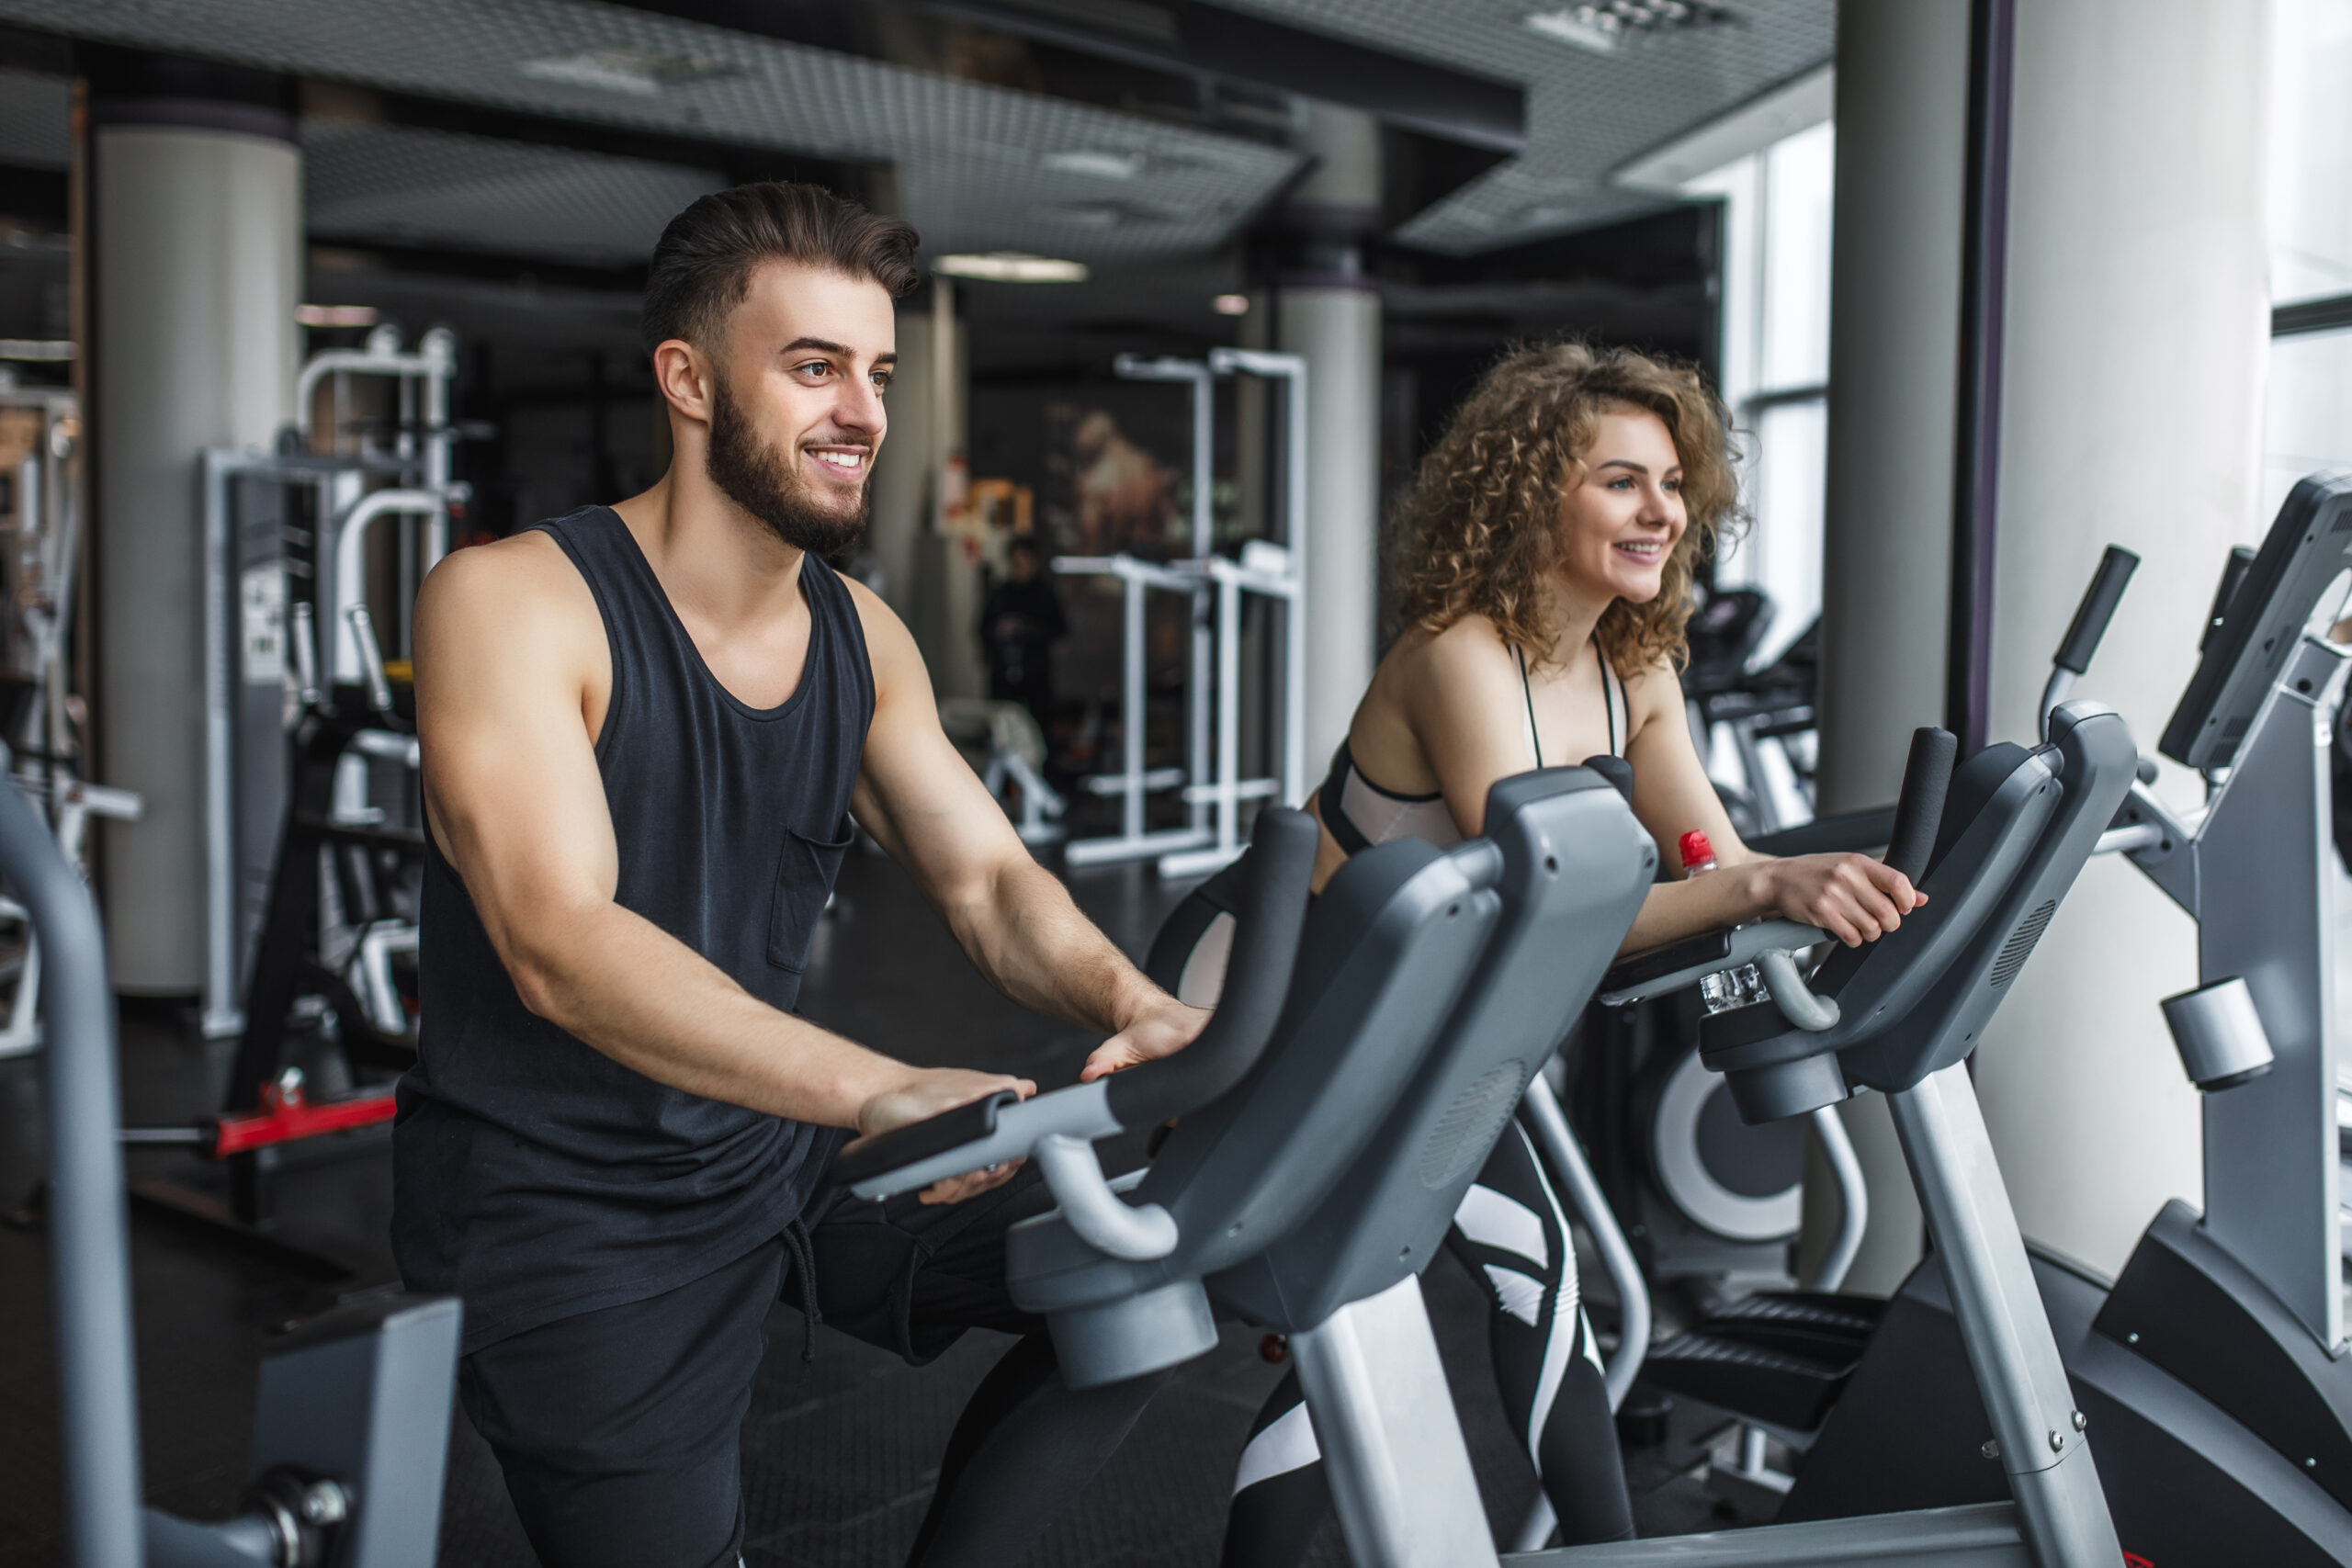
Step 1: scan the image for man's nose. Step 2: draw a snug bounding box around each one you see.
[835,376,886,440]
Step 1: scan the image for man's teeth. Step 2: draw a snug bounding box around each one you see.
[815,450,865,471]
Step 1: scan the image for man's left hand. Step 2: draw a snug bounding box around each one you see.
[1080,996,1210,1082]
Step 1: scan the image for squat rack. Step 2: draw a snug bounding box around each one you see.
[1056,348,1308,878]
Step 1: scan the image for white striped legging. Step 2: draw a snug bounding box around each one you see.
[1216,1111,1636,1565]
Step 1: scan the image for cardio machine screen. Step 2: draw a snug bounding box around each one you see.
[2159,472,2352,772]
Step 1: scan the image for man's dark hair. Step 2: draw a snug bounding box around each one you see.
[642,181,922,356]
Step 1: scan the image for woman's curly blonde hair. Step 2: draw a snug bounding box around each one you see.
[1392,341,1742,676]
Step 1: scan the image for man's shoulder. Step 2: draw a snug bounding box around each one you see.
[417,528,598,649]
[832,569,910,648]
[427,528,579,598]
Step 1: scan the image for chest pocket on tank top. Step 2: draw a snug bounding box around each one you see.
[768,816,858,972]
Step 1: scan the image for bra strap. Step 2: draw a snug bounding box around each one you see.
[1518,647,1544,769]
[1599,641,1621,758]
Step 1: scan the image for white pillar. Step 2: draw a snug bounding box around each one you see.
[1971,0,2270,1278]
[94,92,300,992]
[1815,0,2273,1291]
[1816,0,1969,819]
[1815,0,1973,1292]
[1279,103,1383,777]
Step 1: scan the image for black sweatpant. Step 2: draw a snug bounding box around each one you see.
[457,1167,1168,1568]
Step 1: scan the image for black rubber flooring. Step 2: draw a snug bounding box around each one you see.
[1,841,1757,1565]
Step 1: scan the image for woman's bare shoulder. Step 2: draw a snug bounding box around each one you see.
[1407,615,1519,676]
[1376,615,1524,720]
[1620,653,1689,732]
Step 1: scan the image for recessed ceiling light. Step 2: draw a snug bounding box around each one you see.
[1524,2,1738,54]
[1213,294,1250,316]
[933,253,1091,284]
[296,304,379,328]
[1042,150,1145,181]
[519,47,735,96]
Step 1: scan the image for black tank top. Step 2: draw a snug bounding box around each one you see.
[392,505,875,1352]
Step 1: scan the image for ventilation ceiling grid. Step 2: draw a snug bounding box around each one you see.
[1217,0,1830,253]
[0,0,1301,265]
[1523,2,1743,56]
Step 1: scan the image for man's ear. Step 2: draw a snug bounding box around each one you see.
[651,339,715,425]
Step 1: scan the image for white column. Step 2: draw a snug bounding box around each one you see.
[1971,0,2270,1278]
[1279,290,1379,775]
[1815,0,1968,818]
[95,105,300,992]
[1279,102,1383,777]
[1815,0,1973,1292]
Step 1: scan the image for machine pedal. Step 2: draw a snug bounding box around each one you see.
[1691,1289,1884,1361]
[1644,1325,1865,1434]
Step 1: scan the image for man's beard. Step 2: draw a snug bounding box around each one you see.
[705,373,871,557]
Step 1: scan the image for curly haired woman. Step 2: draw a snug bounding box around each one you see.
[1214,342,1923,1562]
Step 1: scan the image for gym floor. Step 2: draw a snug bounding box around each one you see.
[0,846,1756,1566]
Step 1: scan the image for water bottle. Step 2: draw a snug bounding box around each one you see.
[1680,830,1768,1014]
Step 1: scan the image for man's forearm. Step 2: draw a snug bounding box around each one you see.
[513,899,916,1129]
[945,858,1163,1033]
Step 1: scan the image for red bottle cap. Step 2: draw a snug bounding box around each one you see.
[1679,830,1715,870]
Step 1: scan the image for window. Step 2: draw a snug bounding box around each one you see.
[1686,119,1836,665]
[2263,0,2352,519]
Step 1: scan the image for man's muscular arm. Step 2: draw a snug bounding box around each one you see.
[414,538,1027,1198]
[842,581,1203,1081]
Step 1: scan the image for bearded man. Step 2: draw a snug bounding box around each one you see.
[395,183,1204,1568]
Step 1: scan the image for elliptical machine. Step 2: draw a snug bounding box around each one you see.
[1631,476,2352,1566]
[839,711,2136,1566]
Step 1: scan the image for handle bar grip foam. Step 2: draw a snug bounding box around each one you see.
[1103,806,1320,1127]
[2053,545,2140,673]
[830,1088,1021,1189]
[1883,728,1957,884]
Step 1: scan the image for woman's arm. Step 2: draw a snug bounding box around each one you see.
[1617,660,1922,953]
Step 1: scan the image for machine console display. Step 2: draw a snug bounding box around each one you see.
[2159,473,2352,770]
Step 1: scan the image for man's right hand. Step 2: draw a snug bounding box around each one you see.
[849,1066,1037,1205]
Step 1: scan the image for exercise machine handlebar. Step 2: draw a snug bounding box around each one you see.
[1600,725,1955,1032]
[2041,546,2139,739]
[1885,727,1958,882]
[831,807,1318,1210]
[8,747,146,1564]
[2054,546,2141,676]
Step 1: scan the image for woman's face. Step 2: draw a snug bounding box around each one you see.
[1554,406,1687,605]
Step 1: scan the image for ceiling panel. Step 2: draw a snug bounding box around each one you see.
[304,118,723,267]
[0,0,1303,261]
[1220,0,1836,251]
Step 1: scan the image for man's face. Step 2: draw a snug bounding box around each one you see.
[701,260,896,556]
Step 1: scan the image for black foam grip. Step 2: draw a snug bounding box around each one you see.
[1581,753,1634,804]
[2201,546,2256,654]
[1883,728,1958,884]
[831,1088,1021,1188]
[1103,807,1320,1127]
[2052,546,2140,674]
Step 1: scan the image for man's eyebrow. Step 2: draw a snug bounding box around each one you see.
[779,337,898,366]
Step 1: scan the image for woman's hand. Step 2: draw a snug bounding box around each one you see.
[1745,853,1926,947]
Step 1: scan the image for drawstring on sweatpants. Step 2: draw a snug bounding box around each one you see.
[781,1217,822,1364]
